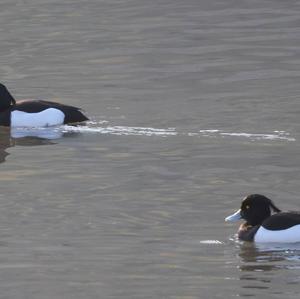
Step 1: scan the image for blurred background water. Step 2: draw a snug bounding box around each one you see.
[1,0,300,298]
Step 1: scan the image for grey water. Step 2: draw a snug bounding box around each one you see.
[1,0,300,298]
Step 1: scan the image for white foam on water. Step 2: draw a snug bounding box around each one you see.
[199,129,220,133]
[198,129,295,141]
[200,240,224,245]
[10,121,296,142]
[62,124,178,137]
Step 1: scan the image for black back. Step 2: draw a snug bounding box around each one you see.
[0,83,16,112]
[262,212,300,231]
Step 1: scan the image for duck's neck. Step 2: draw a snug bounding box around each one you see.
[0,109,12,126]
[238,223,260,241]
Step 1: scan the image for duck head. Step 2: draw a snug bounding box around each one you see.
[225,194,281,226]
[0,83,16,111]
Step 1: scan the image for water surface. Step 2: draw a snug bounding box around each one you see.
[1,0,300,298]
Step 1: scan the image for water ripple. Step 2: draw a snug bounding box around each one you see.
[62,124,178,137]
[198,129,296,142]
[11,123,296,142]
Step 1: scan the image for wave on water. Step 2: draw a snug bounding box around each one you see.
[198,129,295,142]
[62,124,178,137]
[10,121,295,141]
[200,240,224,245]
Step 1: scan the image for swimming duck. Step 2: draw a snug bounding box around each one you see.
[0,83,88,127]
[225,194,300,243]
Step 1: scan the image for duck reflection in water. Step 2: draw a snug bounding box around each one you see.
[0,127,78,164]
[236,241,300,296]
[238,242,288,272]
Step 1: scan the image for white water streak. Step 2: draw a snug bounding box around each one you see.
[199,129,295,141]
[62,125,178,137]
[11,122,295,142]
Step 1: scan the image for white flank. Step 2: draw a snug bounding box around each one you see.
[254,225,300,243]
[11,108,65,128]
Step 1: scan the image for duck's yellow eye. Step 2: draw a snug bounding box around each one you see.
[245,205,250,209]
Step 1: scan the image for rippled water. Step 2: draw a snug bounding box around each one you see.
[1,0,300,298]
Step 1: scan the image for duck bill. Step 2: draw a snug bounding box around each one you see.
[225,209,242,222]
